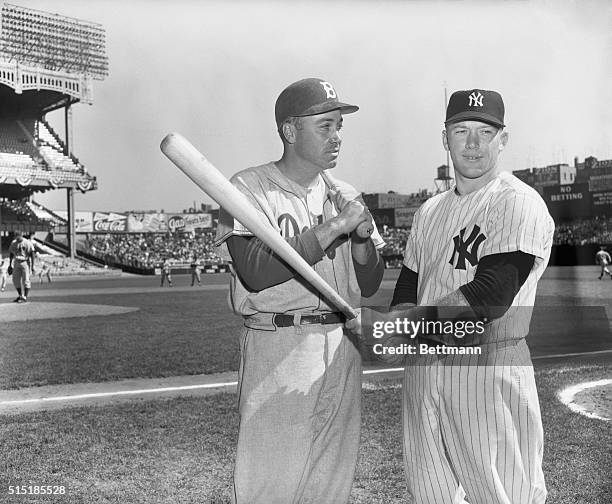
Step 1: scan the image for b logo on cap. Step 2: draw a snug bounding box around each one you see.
[320,81,337,99]
[469,91,484,107]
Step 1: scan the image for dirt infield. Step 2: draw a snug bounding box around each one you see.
[0,301,138,321]
[558,379,612,421]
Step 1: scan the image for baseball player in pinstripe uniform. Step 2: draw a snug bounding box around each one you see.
[361,89,554,503]
[214,78,385,504]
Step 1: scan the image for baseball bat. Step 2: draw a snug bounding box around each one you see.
[321,171,373,239]
[160,132,358,320]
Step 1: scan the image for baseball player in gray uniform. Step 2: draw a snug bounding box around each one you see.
[595,246,611,279]
[8,230,35,303]
[0,256,8,291]
[360,89,554,503]
[214,78,385,504]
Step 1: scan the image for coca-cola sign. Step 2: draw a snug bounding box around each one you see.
[93,212,127,232]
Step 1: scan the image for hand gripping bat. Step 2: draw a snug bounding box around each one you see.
[160,132,358,320]
[320,171,373,239]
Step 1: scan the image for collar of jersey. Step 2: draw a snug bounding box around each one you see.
[266,162,324,198]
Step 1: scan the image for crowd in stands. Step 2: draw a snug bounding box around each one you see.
[35,254,111,278]
[83,231,224,269]
[553,217,612,246]
[71,217,612,271]
[1,199,47,224]
[78,228,413,270]
[380,226,409,257]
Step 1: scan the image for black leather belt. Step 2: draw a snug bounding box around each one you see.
[273,313,345,327]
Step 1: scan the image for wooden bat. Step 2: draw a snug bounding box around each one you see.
[160,132,357,320]
[320,170,373,239]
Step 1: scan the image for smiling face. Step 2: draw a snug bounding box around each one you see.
[443,120,508,193]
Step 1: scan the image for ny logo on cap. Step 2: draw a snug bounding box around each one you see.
[468,91,484,107]
[320,81,337,99]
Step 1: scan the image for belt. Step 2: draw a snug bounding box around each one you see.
[273,312,345,327]
[417,336,482,347]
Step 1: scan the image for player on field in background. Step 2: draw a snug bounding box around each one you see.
[190,256,202,286]
[595,245,611,279]
[38,261,52,283]
[160,257,173,287]
[214,78,385,504]
[360,89,553,503]
[0,256,8,291]
[8,230,36,303]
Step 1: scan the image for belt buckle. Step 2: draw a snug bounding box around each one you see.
[301,315,320,325]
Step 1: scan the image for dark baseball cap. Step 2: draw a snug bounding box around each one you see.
[445,89,505,128]
[275,78,359,127]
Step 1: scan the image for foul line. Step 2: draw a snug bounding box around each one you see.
[0,349,610,408]
[532,349,612,360]
[0,382,239,406]
[557,379,612,421]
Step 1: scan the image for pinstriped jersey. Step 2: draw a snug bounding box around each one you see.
[214,162,385,316]
[403,171,554,341]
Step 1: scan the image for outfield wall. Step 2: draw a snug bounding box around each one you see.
[549,244,606,266]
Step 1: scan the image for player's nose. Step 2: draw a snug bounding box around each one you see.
[329,132,341,148]
[466,129,479,148]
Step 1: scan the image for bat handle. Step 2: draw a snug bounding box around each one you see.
[321,172,373,239]
[355,220,373,239]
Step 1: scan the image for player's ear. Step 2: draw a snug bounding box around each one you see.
[442,129,449,151]
[281,123,297,144]
[499,130,509,151]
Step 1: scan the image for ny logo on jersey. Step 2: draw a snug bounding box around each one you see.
[468,91,484,107]
[320,81,337,99]
[449,225,486,270]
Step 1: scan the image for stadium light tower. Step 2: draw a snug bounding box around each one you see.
[1,3,108,80]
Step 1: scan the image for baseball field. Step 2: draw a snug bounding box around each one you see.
[0,267,611,503]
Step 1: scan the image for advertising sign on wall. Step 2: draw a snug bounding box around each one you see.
[167,213,212,233]
[394,207,419,228]
[93,212,128,232]
[126,213,168,233]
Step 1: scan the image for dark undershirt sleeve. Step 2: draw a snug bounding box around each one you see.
[227,230,325,291]
[390,265,418,307]
[353,249,385,298]
[459,251,535,320]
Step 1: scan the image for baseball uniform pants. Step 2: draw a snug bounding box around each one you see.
[233,315,362,504]
[12,260,31,290]
[402,339,547,504]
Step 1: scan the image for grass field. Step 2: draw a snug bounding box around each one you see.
[0,268,611,503]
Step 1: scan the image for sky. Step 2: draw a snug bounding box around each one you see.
[20,0,612,213]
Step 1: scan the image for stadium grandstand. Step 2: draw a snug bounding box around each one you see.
[36,153,612,275]
[0,2,108,274]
